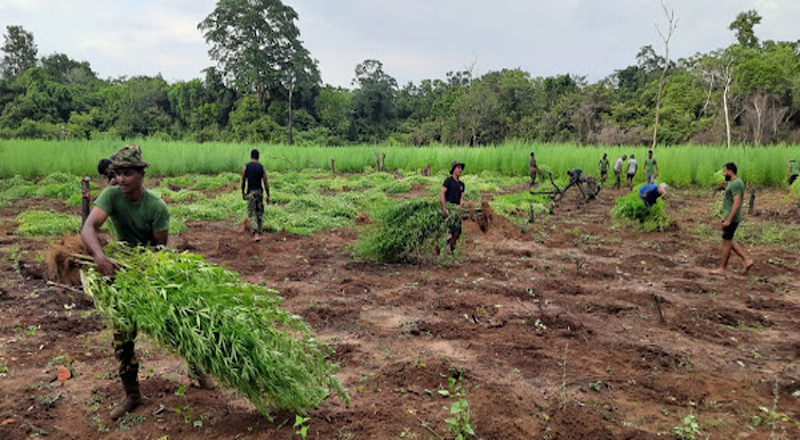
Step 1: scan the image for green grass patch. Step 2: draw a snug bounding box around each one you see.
[610,192,672,232]
[16,210,82,236]
[489,191,549,227]
[81,244,349,417]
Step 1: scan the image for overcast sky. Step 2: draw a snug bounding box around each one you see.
[0,0,797,87]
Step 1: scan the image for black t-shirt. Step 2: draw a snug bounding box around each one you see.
[442,176,465,205]
[244,162,265,193]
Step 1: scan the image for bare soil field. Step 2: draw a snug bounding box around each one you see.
[1,184,798,439]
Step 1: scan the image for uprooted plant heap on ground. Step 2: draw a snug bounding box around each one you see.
[81,243,349,417]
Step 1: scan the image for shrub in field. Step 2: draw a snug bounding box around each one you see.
[81,244,349,416]
[16,210,82,236]
[354,199,464,263]
[610,192,671,232]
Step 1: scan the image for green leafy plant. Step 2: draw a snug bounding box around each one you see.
[294,415,310,439]
[354,199,465,263]
[439,376,476,440]
[82,244,349,418]
[610,191,671,232]
[15,210,82,236]
[673,414,701,440]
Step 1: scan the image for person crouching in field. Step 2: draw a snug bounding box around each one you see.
[81,145,215,420]
[241,149,270,242]
[639,183,667,211]
[713,162,754,276]
[441,160,466,252]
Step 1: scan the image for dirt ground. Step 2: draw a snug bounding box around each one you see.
[1,183,799,439]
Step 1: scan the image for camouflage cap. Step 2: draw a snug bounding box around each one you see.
[450,160,465,175]
[109,144,148,170]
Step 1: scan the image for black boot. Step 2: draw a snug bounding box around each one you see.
[110,372,141,420]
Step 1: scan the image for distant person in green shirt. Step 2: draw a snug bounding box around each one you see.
[644,150,659,185]
[598,153,609,185]
[713,162,754,276]
[788,158,799,186]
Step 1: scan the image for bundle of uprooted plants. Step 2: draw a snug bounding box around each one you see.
[610,192,672,232]
[81,244,348,417]
[354,199,465,263]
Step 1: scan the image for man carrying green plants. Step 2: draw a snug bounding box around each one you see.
[644,150,659,185]
[713,162,754,276]
[441,160,466,251]
[788,158,799,186]
[82,145,215,420]
[241,149,270,242]
[598,153,609,185]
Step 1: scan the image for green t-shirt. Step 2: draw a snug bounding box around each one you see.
[644,158,657,174]
[722,178,745,223]
[790,160,800,176]
[94,187,169,246]
[599,158,609,172]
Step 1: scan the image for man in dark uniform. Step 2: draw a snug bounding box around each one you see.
[440,160,465,252]
[241,149,270,242]
[529,152,538,187]
[82,145,214,420]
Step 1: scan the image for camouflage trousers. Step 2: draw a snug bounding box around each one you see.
[246,189,264,234]
[112,327,138,380]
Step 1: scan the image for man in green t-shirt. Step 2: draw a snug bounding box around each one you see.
[788,158,799,186]
[644,150,659,185]
[598,153,609,185]
[713,162,754,275]
[81,145,215,420]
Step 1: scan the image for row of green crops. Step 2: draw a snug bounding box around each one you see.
[1,139,799,187]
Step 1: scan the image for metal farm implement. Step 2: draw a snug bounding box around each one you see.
[530,171,601,205]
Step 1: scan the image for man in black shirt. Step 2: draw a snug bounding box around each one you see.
[241,149,270,242]
[440,160,465,251]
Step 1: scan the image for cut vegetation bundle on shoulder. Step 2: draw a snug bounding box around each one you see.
[355,199,466,263]
[81,244,348,416]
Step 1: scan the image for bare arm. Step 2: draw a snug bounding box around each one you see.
[724,194,742,226]
[81,207,119,275]
[241,165,247,198]
[440,186,448,217]
[460,190,465,206]
[152,230,168,246]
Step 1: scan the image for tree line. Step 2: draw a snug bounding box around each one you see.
[0,2,798,147]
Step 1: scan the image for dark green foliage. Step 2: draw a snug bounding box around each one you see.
[354,199,463,263]
[82,245,348,417]
[610,192,671,232]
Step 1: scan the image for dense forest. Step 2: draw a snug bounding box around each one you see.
[0,2,798,147]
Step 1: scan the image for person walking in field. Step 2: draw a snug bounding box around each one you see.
[529,152,539,187]
[81,145,215,420]
[713,162,754,276]
[638,183,667,211]
[241,149,270,242]
[598,153,609,185]
[441,160,466,252]
[613,154,627,189]
[788,158,799,186]
[626,154,638,190]
[644,150,659,185]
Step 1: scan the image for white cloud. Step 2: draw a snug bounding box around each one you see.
[0,0,797,86]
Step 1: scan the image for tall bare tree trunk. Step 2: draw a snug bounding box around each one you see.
[287,81,294,145]
[651,2,678,149]
[722,61,733,150]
